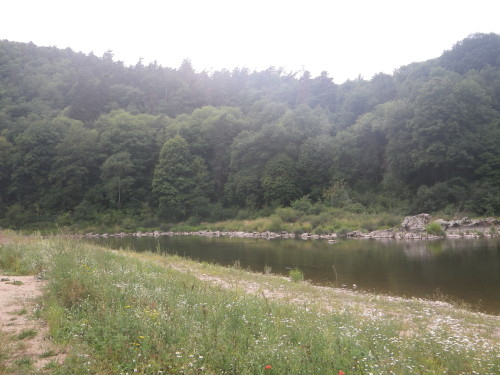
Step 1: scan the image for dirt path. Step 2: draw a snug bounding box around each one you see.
[0,275,64,373]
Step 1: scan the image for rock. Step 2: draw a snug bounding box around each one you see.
[401,214,431,232]
[346,230,365,238]
[470,217,499,227]
[433,219,449,228]
[368,229,395,239]
[448,217,476,227]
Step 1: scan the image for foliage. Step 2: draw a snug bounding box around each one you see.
[425,222,446,237]
[152,136,211,221]
[289,268,304,282]
[1,34,500,230]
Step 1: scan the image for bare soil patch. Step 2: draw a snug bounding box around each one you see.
[0,275,64,372]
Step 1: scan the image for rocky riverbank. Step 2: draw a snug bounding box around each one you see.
[78,214,499,241]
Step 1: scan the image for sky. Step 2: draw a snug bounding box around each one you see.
[1,0,500,83]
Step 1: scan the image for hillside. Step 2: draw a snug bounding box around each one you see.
[0,33,499,230]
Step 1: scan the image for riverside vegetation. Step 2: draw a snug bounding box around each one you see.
[1,33,500,232]
[1,232,499,374]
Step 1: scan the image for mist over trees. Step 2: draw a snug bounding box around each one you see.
[0,33,499,228]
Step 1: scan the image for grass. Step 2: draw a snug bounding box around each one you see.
[16,329,37,340]
[425,222,446,237]
[0,233,499,374]
[288,268,304,283]
[162,210,405,238]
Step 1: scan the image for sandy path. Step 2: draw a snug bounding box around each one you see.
[0,275,64,372]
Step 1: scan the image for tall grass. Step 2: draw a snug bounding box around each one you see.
[1,235,499,374]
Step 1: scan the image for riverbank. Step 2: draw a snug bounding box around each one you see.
[76,214,499,241]
[0,233,499,374]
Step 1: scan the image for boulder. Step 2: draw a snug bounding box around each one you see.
[401,214,431,232]
[346,230,365,238]
[368,229,396,239]
[433,219,449,228]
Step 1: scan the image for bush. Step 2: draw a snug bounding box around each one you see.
[289,268,304,283]
[425,222,446,236]
[4,204,31,229]
[291,196,314,214]
[269,216,284,233]
[413,179,468,214]
[275,207,302,223]
[313,226,326,235]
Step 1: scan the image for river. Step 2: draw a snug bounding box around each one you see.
[89,236,500,315]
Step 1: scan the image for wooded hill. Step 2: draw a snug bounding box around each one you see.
[0,33,499,229]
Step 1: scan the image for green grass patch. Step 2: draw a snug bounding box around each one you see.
[426,222,446,236]
[13,308,28,316]
[289,268,304,283]
[39,350,57,358]
[1,233,499,374]
[16,329,37,340]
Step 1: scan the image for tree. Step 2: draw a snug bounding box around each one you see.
[9,117,64,209]
[261,153,301,206]
[297,136,335,200]
[0,136,13,209]
[96,110,159,205]
[100,152,134,210]
[152,136,210,221]
[48,118,99,210]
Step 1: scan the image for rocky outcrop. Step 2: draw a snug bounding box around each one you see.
[401,214,431,232]
[433,219,450,228]
[367,229,396,239]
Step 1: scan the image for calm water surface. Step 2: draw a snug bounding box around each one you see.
[90,236,500,315]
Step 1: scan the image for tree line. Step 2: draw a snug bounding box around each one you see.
[0,33,499,229]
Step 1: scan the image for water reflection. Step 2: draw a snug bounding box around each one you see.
[89,236,500,314]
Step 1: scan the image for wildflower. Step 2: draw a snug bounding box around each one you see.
[338,371,345,375]
[265,364,272,370]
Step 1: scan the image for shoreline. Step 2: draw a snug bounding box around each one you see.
[77,225,499,241]
[69,215,499,241]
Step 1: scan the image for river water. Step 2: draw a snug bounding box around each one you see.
[89,236,500,315]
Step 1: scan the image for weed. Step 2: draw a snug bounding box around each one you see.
[263,264,272,275]
[289,268,304,283]
[43,359,60,369]
[14,357,33,366]
[17,329,37,340]
[425,222,446,236]
[39,350,57,358]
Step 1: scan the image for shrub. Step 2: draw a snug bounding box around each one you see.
[269,216,284,233]
[425,222,446,237]
[275,207,302,223]
[289,268,304,283]
[313,226,326,235]
[291,196,314,213]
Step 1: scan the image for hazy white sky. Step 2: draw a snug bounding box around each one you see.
[1,0,499,82]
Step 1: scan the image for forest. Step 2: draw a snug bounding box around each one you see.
[0,33,499,230]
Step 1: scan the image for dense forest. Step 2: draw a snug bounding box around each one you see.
[0,33,499,230]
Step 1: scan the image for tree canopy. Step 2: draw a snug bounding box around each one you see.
[1,33,499,228]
